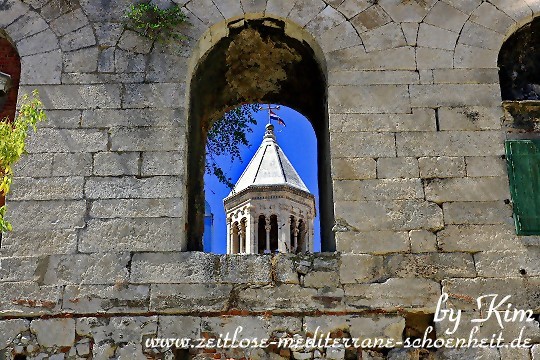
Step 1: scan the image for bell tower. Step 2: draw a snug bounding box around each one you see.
[223,124,316,254]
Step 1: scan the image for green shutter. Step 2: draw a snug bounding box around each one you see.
[505,140,540,235]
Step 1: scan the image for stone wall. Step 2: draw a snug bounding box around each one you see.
[0,0,540,358]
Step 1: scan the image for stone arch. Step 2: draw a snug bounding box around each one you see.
[185,14,334,251]
[1,0,65,86]
[449,0,537,69]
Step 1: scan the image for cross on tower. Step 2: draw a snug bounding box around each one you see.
[259,104,282,125]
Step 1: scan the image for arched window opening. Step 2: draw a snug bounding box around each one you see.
[269,215,279,252]
[257,215,266,254]
[231,222,239,254]
[214,104,321,254]
[499,17,540,235]
[0,34,21,228]
[189,17,332,252]
[297,219,306,254]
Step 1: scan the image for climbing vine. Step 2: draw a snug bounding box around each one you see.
[125,2,188,44]
[0,90,46,232]
[206,104,260,189]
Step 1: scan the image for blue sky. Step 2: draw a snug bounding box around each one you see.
[204,104,321,253]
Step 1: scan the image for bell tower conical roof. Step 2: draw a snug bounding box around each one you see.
[228,124,310,196]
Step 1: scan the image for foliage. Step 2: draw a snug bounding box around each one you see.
[206,104,260,189]
[125,2,188,44]
[0,90,46,232]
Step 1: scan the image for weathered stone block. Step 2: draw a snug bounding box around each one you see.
[416,47,453,69]
[52,153,93,176]
[327,46,417,71]
[475,249,540,277]
[90,198,182,218]
[93,152,139,176]
[470,2,515,35]
[409,230,437,252]
[339,254,385,283]
[272,254,301,284]
[459,21,504,51]
[334,179,424,201]
[0,282,62,316]
[397,131,504,157]
[418,156,466,178]
[114,49,146,73]
[59,25,96,51]
[425,177,510,203]
[20,84,122,110]
[330,132,396,158]
[158,316,200,338]
[49,8,88,36]
[16,29,59,56]
[384,253,476,280]
[329,70,418,86]
[235,285,322,312]
[39,110,81,128]
[344,278,440,311]
[9,177,84,200]
[12,153,52,177]
[410,84,500,107]
[329,85,411,114]
[7,200,85,229]
[30,318,75,347]
[79,218,186,252]
[331,157,376,180]
[334,200,444,232]
[351,5,392,32]
[150,284,232,313]
[41,253,131,285]
[424,1,469,32]
[20,50,62,85]
[110,127,182,152]
[361,22,407,52]
[82,109,183,128]
[84,176,182,199]
[131,252,219,284]
[336,231,410,254]
[438,225,524,252]
[303,271,340,288]
[330,109,436,132]
[443,201,512,225]
[377,157,419,179]
[5,12,48,42]
[220,255,272,284]
[417,23,459,50]
[466,156,507,177]
[433,69,500,84]
[141,152,184,176]
[26,128,108,153]
[454,44,498,68]
[63,285,150,313]
[63,47,99,73]
[438,106,502,130]
[0,319,29,349]
[1,229,77,256]
[123,83,185,109]
[349,316,405,341]
[117,30,152,53]
[0,257,39,282]
[94,22,123,46]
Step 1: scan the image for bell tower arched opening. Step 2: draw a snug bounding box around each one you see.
[186,17,334,252]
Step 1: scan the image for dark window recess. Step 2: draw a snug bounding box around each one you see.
[505,140,540,235]
[499,17,540,101]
